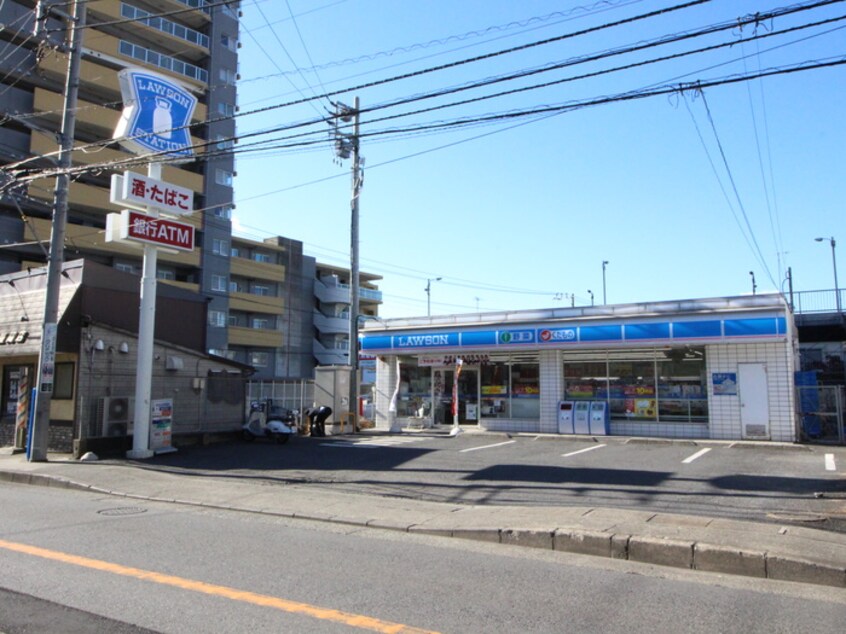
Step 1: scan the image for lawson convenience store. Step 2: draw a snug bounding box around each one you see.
[359,294,799,442]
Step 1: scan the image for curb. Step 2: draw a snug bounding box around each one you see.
[2,470,844,589]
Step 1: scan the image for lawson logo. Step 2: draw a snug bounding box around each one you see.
[396,334,453,348]
[114,68,197,158]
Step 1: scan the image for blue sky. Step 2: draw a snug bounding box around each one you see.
[231,0,846,318]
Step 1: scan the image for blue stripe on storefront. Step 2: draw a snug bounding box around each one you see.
[359,316,786,352]
[461,331,498,346]
[625,322,671,340]
[579,325,623,342]
[672,320,722,339]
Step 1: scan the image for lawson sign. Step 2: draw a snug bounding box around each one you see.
[114,68,197,159]
[359,317,787,353]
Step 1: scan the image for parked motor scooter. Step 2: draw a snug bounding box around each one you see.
[242,399,297,444]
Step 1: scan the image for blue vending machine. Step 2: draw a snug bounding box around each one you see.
[558,401,575,434]
[573,401,591,435]
[589,401,609,435]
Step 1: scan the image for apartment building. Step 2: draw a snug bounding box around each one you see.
[0,2,381,381]
[226,234,382,381]
[0,0,238,351]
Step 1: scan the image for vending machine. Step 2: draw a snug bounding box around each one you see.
[557,401,575,434]
[573,401,591,434]
[589,401,609,435]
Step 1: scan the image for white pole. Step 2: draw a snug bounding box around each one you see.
[127,161,161,459]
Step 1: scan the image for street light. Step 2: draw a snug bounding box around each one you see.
[425,277,441,316]
[815,236,841,313]
[602,261,609,304]
[587,289,594,306]
[749,271,756,295]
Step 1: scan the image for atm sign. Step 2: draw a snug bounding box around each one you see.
[107,209,195,251]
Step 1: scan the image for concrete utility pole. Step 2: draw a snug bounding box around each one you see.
[29,0,86,462]
[341,98,362,434]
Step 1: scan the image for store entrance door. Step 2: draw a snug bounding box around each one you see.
[433,368,479,425]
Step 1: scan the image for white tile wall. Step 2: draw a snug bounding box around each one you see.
[706,342,797,442]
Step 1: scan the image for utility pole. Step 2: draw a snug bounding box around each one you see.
[29,0,86,462]
[333,99,362,434]
[602,260,609,305]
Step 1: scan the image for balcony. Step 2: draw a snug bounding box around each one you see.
[313,339,350,366]
[313,311,350,335]
[314,278,350,305]
[228,325,282,348]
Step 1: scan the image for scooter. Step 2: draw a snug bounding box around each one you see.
[242,399,297,444]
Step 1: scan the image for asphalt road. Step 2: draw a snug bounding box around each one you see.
[138,433,846,531]
[2,484,845,633]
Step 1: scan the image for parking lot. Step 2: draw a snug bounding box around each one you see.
[153,432,846,532]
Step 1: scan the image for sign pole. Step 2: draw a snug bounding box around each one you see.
[127,161,160,459]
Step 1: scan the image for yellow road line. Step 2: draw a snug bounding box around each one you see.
[0,538,440,634]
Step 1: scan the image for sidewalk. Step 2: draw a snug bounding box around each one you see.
[1,445,844,589]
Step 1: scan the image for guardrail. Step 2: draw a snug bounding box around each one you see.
[791,289,843,314]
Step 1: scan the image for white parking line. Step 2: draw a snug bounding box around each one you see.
[562,444,606,458]
[682,447,712,464]
[825,453,836,471]
[460,440,517,453]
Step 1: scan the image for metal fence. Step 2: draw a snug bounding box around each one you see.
[246,379,314,416]
[792,289,844,314]
[796,385,845,444]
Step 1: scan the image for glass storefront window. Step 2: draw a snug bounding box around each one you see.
[657,349,707,422]
[564,361,607,400]
[480,362,509,418]
[398,361,432,418]
[563,348,708,424]
[511,363,540,419]
[609,360,657,421]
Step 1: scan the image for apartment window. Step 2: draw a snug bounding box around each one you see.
[217,102,235,117]
[115,263,137,275]
[211,205,232,220]
[215,169,233,187]
[250,352,269,367]
[214,135,234,150]
[219,68,237,86]
[118,40,208,83]
[208,310,227,327]
[177,0,211,15]
[228,314,238,326]
[212,238,229,256]
[221,34,238,52]
[211,274,227,292]
[253,285,270,296]
[253,252,272,264]
[230,246,241,258]
[252,318,270,330]
[156,269,175,280]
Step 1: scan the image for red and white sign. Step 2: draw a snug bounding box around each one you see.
[110,171,193,217]
[106,210,194,252]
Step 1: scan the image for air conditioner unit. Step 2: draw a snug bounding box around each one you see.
[98,397,134,437]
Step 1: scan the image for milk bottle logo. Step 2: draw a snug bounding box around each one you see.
[114,68,197,159]
[152,98,173,139]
